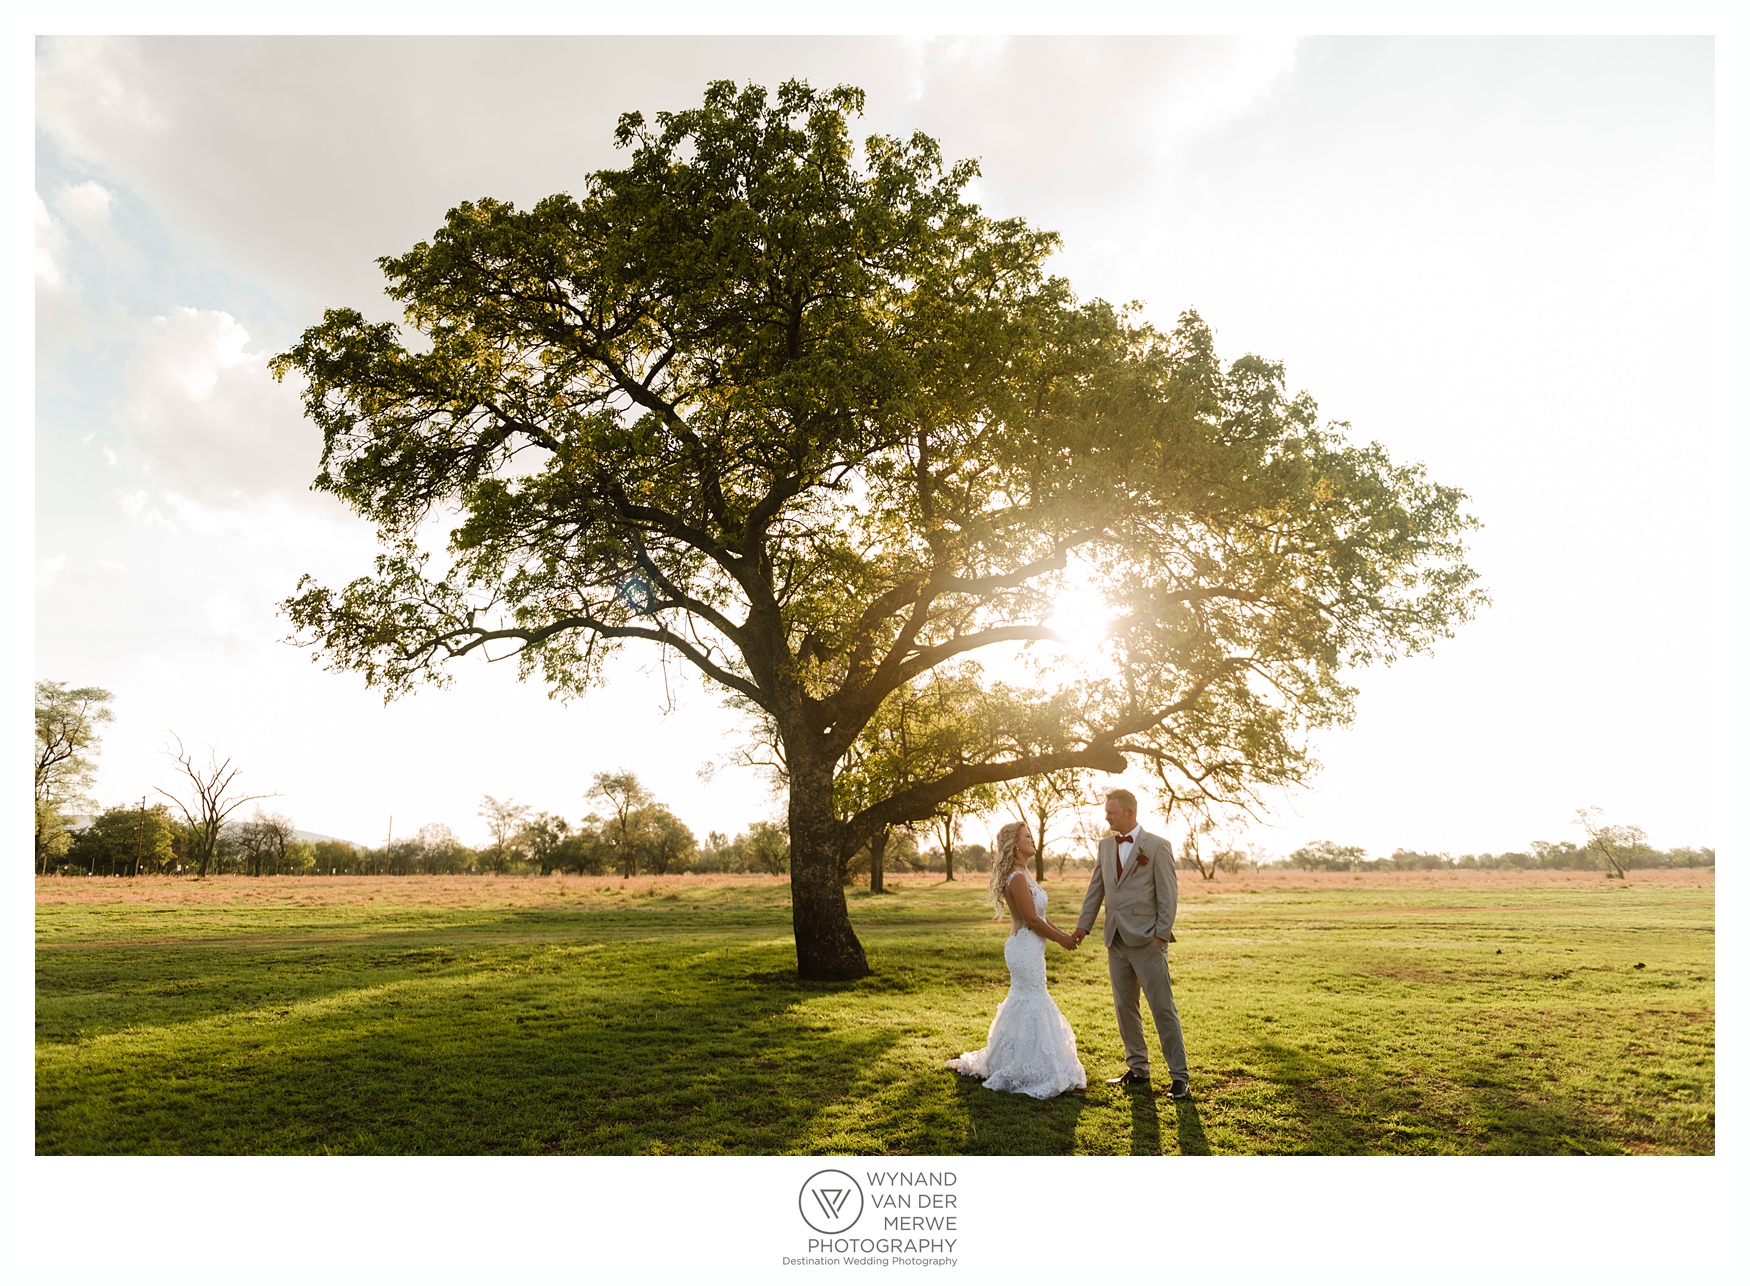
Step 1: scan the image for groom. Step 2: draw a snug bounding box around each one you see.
[1071,789,1191,1099]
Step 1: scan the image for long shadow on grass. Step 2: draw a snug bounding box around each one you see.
[1244,1038,1636,1154]
[35,901,797,1043]
[37,935,911,1155]
[1447,1049,1645,1155]
[1108,1085,1209,1155]
[949,1076,1088,1155]
[1244,1039,1418,1153]
[1171,1098,1211,1155]
[1125,1087,1160,1154]
[35,939,478,1043]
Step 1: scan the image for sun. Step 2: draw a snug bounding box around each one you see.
[1042,583,1112,660]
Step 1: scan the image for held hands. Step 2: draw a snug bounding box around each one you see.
[1070,928,1087,948]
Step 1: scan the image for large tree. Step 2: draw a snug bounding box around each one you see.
[35,681,115,874]
[275,79,1483,980]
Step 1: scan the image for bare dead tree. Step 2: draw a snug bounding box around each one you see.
[1175,799,1223,880]
[157,736,274,878]
[1066,807,1113,876]
[999,768,1090,882]
[1177,825,1213,880]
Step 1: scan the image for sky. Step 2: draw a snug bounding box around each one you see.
[33,33,1728,858]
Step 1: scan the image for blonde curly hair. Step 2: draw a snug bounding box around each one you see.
[985,821,1028,918]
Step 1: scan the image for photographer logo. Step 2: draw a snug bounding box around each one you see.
[798,1169,864,1234]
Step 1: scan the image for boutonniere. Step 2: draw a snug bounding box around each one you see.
[1136,855,1150,868]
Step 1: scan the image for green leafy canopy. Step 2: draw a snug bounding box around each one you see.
[274,77,1485,854]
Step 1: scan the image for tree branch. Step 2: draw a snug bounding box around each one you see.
[846,743,1127,846]
[421,615,768,708]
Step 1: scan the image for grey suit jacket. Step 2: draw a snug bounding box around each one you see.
[1076,829,1179,947]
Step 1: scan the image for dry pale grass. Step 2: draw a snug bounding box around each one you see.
[32,870,793,911]
[1169,867,1716,895]
[33,865,1712,914]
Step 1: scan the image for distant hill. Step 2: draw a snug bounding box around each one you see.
[293,829,366,849]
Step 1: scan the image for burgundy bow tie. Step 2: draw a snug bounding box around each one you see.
[1116,835,1132,846]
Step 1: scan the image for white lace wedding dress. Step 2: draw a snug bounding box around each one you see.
[947,879,1087,1098]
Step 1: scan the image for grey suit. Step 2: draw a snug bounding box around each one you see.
[1076,828,1189,1081]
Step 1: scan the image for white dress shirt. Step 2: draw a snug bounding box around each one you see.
[1113,825,1139,877]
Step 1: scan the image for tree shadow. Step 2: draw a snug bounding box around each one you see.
[1244,1037,1637,1154]
[38,899,834,1043]
[950,1072,1090,1155]
[36,915,919,1154]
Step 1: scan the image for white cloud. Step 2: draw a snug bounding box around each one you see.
[34,192,70,291]
[56,179,115,227]
[116,307,323,507]
[1139,35,1298,144]
[117,488,176,530]
[35,36,165,145]
[204,593,255,641]
[53,179,144,274]
[35,187,142,376]
[36,555,67,588]
[909,36,1299,219]
[31,37,923,321]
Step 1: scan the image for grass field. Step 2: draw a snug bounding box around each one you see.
[36,868,1714,1155]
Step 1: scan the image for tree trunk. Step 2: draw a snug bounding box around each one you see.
[869,827,888,894]
[1033,805,1048,882]
[788,759,869,981]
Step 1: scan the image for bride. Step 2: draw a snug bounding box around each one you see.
[947,821,1087,1098]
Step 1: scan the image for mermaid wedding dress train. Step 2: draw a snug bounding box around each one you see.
[947,880,1087,1098]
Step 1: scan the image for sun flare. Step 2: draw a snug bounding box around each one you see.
[1043,584,1112,659]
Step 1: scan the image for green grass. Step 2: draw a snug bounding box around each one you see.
[35,870,1714,1155]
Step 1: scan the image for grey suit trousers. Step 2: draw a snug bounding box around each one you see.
[1108,938,1189,1081]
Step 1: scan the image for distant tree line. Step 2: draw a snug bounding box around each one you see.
[35,681,1712,885]
[42,756,804,881]
[1268,836,1714,875]
[59,803,322,878]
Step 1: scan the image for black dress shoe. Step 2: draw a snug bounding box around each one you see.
[1106,1070,1151,1088]
[1168,1078,1190,1100]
